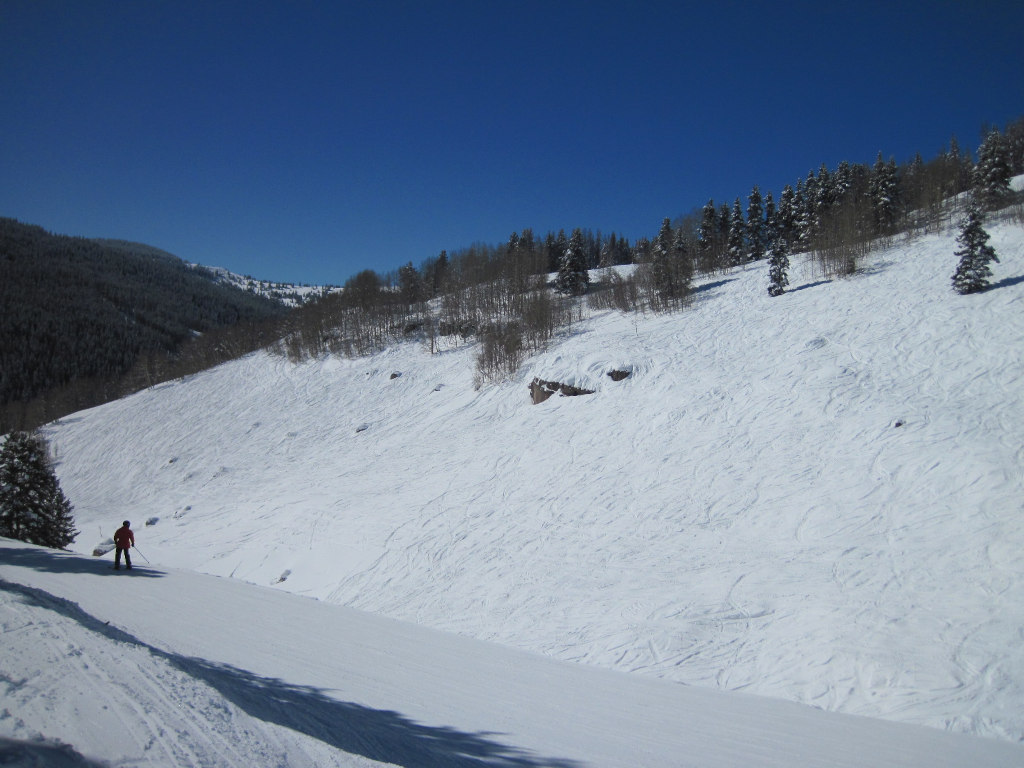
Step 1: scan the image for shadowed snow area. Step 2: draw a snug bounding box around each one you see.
[36,208,1024,752]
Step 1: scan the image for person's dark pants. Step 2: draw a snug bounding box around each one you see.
[115,547,132,569]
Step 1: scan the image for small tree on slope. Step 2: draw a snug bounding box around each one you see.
[767,237,790,297]
[951,203,1000,295]
[0,431,77,548]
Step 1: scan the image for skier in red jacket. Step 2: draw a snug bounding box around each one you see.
[113,521,134,570]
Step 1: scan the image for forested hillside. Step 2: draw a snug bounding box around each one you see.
[0,218,287,431]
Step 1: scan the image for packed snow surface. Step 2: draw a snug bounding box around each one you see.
[6,539,1023,767]
[4,206,1022,763]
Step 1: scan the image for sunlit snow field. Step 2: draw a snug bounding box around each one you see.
[46,205,1024,745]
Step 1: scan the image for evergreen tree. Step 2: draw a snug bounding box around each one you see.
[557,228,590,296]
[649,218,676,306]
[397,262,424,308]
[647,218,693,309]
[870,152,900,235]
[777,184,799,249]
[674,226,694,296]
[0,431,77,548]
[632,236,651,264]
[1006,117,1024,176]
[697,199,718,266]
[767,237,790,297]
[746,186,766,262]
[796,175,815,246]
[763,190,778,254]
[973,129,1013,211]
[728,198,747,266]
[952,203,999,294]
[814,164,835,223]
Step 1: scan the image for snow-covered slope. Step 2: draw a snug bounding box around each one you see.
[34,210,1024,749]
[3,538,1023,767]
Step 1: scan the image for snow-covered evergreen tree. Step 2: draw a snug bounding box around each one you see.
[763,190,778,255]
[648,218,677,308]
[973,129,1013,211]
[0,431,77,549]
[777,184,798,249]
[728,198,747,266]
[746,186,766,262]
[870,152,900,235]
[951,203,999,294]
[796,174,816,246]
[767,237,790,297]
[557,228,590,296]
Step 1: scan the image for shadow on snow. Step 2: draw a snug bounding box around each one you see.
[0,572,580,768]
[0,737,110,768]
[0,544,166,578]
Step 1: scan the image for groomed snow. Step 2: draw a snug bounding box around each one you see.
[4,201,1022,763]
[3,538,1023,767]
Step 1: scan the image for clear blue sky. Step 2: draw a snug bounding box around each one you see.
[2,1,1022,286]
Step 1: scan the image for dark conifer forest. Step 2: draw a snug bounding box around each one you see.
[0,219,286,431]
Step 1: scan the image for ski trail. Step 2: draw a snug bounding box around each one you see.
[0,580,361,767]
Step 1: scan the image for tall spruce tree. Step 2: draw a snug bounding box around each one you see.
[951,203,999,294]
[973,129,1013,211]
[557,228,590,296]
[747,186,766,262]
[649,218,676,307]
[777,184,798,249]
[0,431,77,548]
[870,152,901,235]
[697,199,719,272]
[728,198,747,266]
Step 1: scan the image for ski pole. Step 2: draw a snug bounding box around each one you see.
[132,546,150,564]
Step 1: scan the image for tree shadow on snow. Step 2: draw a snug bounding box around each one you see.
[692,278,735,295]
[0,737,111,767]
[788,279,831,293]
[0,544,166,578]
[0,579,581,768]
[988,273,1024,291]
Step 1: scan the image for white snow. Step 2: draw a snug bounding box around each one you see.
[3,202,1024,765]
[3,539,1023,767]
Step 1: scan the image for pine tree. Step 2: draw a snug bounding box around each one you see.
[767,237,790,297]
[796,175,815,246]
[647,218,693,309]
[763,190,778,255]
[397,262,424,308]
[746,186,766,262]
[952,203,999,294]
[0,431,77,549]
[697,199,718,271]
[557,228,590,296]
[870,152,900,235]
[973,129,1013,211]
[777,184,798,249]
[649,218,676,307]
[727,198,746,266]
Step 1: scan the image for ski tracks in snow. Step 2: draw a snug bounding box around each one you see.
[0,580,362,767]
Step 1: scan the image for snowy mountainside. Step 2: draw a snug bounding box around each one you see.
[195,263,339,306]
[46,211,1024,743]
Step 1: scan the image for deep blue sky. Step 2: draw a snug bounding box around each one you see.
[2,1,1022,286]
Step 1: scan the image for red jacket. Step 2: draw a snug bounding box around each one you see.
[114,526,134,549]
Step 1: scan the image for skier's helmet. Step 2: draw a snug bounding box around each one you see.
[123,521,130,527]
